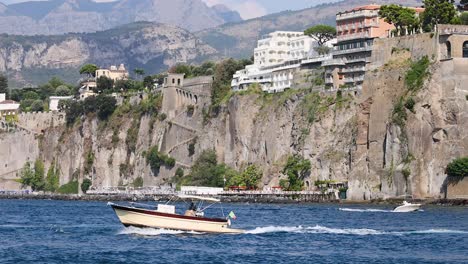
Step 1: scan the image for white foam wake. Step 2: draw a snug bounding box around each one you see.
[118,226,202,236]
[339,208,393,213]
[246,225,468,236]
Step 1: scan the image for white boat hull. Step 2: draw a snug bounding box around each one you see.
[393,204,421,212]
[111,204,244,234]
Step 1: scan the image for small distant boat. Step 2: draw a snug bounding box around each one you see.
[393,201,422,212]
[108,195,244,234]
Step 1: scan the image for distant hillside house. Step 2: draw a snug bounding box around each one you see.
[0,93,20,117]
[96,64,129,82]
[79,80,97,101]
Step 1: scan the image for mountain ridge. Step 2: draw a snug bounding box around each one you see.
[0,0,242,35]
[0,22,218,87]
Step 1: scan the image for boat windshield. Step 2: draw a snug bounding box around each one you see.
[177,194,220,202]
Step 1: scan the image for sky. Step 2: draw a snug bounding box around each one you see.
[0,0,340,19]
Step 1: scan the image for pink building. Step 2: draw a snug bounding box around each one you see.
[325,5,424,90]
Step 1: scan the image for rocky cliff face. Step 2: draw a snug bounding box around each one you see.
[0,0,241,35]
[0,22,217,86]
[1,34,467,200]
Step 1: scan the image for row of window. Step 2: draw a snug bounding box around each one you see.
[337,40,372,51]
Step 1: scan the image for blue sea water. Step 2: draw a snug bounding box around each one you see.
[0,200,467,264]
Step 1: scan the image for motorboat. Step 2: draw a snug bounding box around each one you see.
[108,195,244,234]
[393,201,422,212]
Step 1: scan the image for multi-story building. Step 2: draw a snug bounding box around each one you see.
[233,31,330,93]
[95,64,129,82]
[254,31,313,67]
[326,4,424,90]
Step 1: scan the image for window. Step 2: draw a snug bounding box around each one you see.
[463,41,468,58]
[446,41,451,58]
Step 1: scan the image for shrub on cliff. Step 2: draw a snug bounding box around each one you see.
[81,179,92,193]
[446,157,468,179]
[133,177,144,188]
[146,146,176,173]
[280,155,311,191]
[19,160,46,191]
[65,100,83,126]
[405,56,430,91]
[96,95,117,120]
[45,163,59,193]
[57,181,79,194]
[96,76,114,93]
[189,150,227,187]
[228,165,262,189]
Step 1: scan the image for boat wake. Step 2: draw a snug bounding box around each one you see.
[245,225,468,236]
[118,226,202,236]
[339,208,393,213]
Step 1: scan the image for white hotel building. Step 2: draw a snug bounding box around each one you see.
[232,31,333,93]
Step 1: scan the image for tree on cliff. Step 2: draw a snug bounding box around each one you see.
[0,74,8,98]
[96,95,117,120]
[460,12,468,25]
[80,64,98,79]
[446,157,468,179]
[211,58,246,107]
[55,85,71,96]
[96,76,114,93]
[65,100,83,126]
[421,0,459,31]
[45,163,59,193]
[19,160,45,191]
[189,150,227,187]
[280,155,311,191]
[379,5,420,36]
[228,165,262,190]
[304,25,336,46]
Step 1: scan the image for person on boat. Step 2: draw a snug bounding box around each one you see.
[184,202,197,217]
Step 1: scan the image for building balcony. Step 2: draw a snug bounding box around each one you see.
[333,45,373,55]
[346,57,371,64]
[341,66,366,73]
[438,24,468,35]
[336,10,378,21]
[359,22,379,28]
[338,32,371,42]
[301,54,333,64]
[322,58,346,67]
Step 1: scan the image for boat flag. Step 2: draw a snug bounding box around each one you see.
[229,211,237,220]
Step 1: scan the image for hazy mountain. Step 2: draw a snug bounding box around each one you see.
[211,4,242,24]
[196,0,422,58]
[0,22,218,87]
[0,0,242,35]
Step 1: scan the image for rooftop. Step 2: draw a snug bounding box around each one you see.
[338,4,424,15]
[0,100,19,104]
